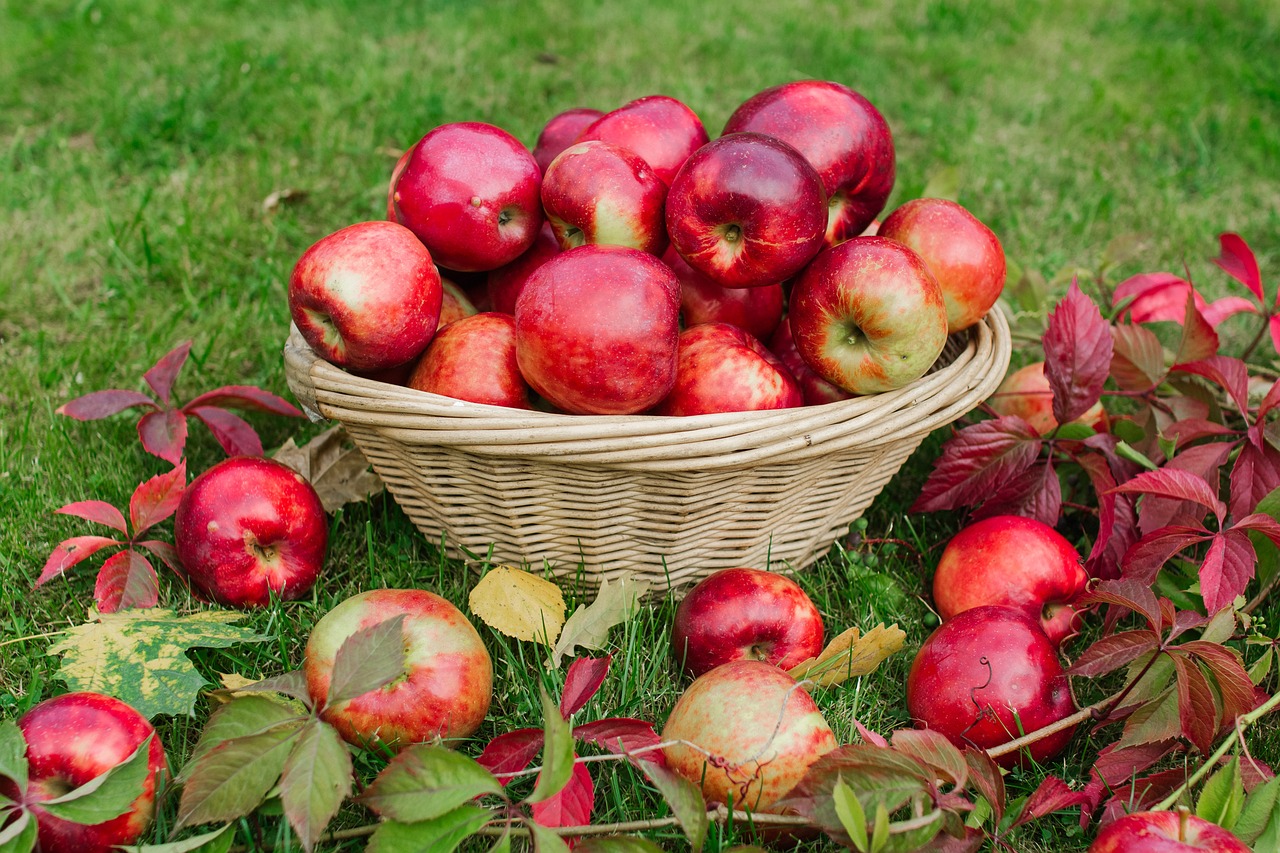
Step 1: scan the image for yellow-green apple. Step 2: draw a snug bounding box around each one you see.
[8,692,167,853]
[289,220,443,373]
[407,312,532,409]
[878,197,1006,333]
[1089,811,1250,853]
[392,122,543,271]
[541,140,668,255]
[906,605,1076,767]
[933,515,1087,647]
[385,146,411,220]
[304,589,493,751]
[437,277,478,329]
[766,315,854,406]
[653,323,801,416]
[514,245,680,415]
[662,660,837,812]
[788,236,949,394]
[665,246,784,341]
[577,94,708,187]
[175,456,328,608]
[487,222,560,315]
[988,361,1109,435]
[722,80,895,247]
[532,106,603,174]
[671,567,824,676]
[666,132,827,290]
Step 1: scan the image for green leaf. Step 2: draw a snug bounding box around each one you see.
[365,806,491,853]
[834,776,869,852]
[526,686,574,805]
[1053,421,1097,441]
[576,837,666,852]
[358,744,501,823]
[1116,440,1159,470]
[325,614,407,706]
[40,733,156,826]
[642,760,707,853]
[1118,685,1182,750]
[870,803,890,853]
[488,828,512,853]
[121,824,235,852]
[176,726,299,829]
[526,819,572,853]
[179,695,305,780]
[47,608,269,718]
[1234,775,1280,844]
[1197,757,1245,829]
[280,719,353,851]
[1250,647,1275,686]
[0,807,37,853]
[228,670,313,708]
[0,720,27,795]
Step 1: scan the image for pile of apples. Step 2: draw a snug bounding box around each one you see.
[288,80,1008,416]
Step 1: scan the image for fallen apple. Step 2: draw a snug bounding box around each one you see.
[988,361,1109,435]
[1089,810,1250,853]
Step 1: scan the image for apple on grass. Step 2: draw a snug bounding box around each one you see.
[766,315,853,406]
[665,246,784,342]
[906,605,1077,767]
[933,515,1087,647]
[289,220,443,373]
[788,236,949,394]
[392,121,543,272]
[515,245,681,415]
[7,692,167,853]
[671,567,824,677]
[541,140,668,255]
[577,94,709,187]
[723,80,895,246]
[989,361,1109,435]
[662,660,837,813]
[407,312,533,409]
[1089,810,1250,852]
[305,589,493,751]
[175,455,328,608]
[653,323,802,416]
[878,197,1006,333]
[666,132,827,290]
[532,106,603,174]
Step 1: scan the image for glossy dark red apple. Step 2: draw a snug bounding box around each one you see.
[487,222,561,315]
[437,277,478,329]
[723,80,895,246]
[906,605,1077,767]
[933,515,1087,647]
[653,323,802,416]
[175,456,328,608]
[532,106,604,174]
[1089,811,1250,852]
[666,246,784,341]
[541,140,668,255]
[577,94,708,187]
[766,315,853,406]
[407,312,532,409]
[671,567,824,676]
[666,132,827,290]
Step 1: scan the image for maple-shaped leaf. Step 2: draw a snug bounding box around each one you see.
[911,416,1041,513]
[530,760,594,837]
[560,656,610,720]
[1214,232,1266,304]
[550,573,647,668]
[1043,280,1113,425]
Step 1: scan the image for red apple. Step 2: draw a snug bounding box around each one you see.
[767,315,854,406]
[532,106,604,174]
[788,236,949,394]
[988,361,1109,435]
[671,567,824,677]
[666,132,827,289]
[906,605,1077,767]
[289,220,443,373]
[878,197,1006,333]
[407,312,532,409]
[304,588,493,751]
[666,246,784,341]
[653,323,802,416]
[933,515,1087,647]
[175,456,328,608]
[541,140,668,255]
[385,146,412,221]
[514,245,681,415]
[392,122,543,272]
[662,660,837,812]
[9,692,167,853]
[577,94,709,187]
[437,277,479,329]
[487,222,561,315]
[1090,811,1251,853]
[723,80,895,246]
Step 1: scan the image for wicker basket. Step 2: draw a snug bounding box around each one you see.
[283,306,1011,589]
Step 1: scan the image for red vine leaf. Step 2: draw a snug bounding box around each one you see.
[38,535,121,585]
[1270,315,1280,359]
[1199,531,1257,615]
[1110,323,1166,391]
[1172,654,1219,755]
[1043,280,1113,425]
[189,407,264,458]
[1110,467,1225,524]
[1214,233,1265,303]
[971,456,1061,527]
[56,389,157,420]
[1114,273,1195,323]
[1138,442,1234,536]
[572,718,665,769]
[144,340,193,405]
[1201,297,1257,327]
[1068,630,1160,678]
[129,462,187,536]
[963,747,1006,822]
[56,500,128,533]
[1075,450,1139,581]
[1173,355,1250,417]
[1173,294,1220,366]
[1081,579,1162,630]
[530,760,594,838]
[560,656,611,720]
[1012,775,1088,828]
[139,540,182,574]
[1099,768,1189,826]
[476,728,544,784]
[911,417,1042,513]
[138,408,188,465]
[889,729,967,788]
[1179,640,1258,722]
[1231,442,1280,520]
[185,386,304,418]
[1122,527,1210,584]
[94,549,160,612]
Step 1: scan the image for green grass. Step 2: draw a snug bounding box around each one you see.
[2,0,1279,850]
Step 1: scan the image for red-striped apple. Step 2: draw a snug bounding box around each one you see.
[653,323,801,416]
[532,106,603,174]
[541,140,668,255]
[407,312,532,409]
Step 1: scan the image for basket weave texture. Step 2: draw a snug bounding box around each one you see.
[284,306,1011,589]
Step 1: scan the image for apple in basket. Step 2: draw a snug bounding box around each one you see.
[767,315,853,406]
[653,323,801,416]
[788,236,949,394]
[437,277,478,328]
[289,220,443,373]
[666,132,828,289]
[487,222,561,315]
[723,80,895,246]
[577,94,709,187]
[408,312,533,409]
[532,106,603,174]
[666,246,785,342]
[541,139,668,255]
[515,244,681,415]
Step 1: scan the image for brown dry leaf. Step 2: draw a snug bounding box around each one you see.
[786,623,906,687]
[469,566,566,645]
[274,426,384,513]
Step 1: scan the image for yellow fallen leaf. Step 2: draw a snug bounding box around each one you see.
[469,566,566,645]
[786,623,906,687]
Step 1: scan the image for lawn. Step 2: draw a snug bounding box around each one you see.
[2,0,1279,850]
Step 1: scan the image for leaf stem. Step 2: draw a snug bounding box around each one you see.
[0,630,67,649]
[1241,313,1272,363]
